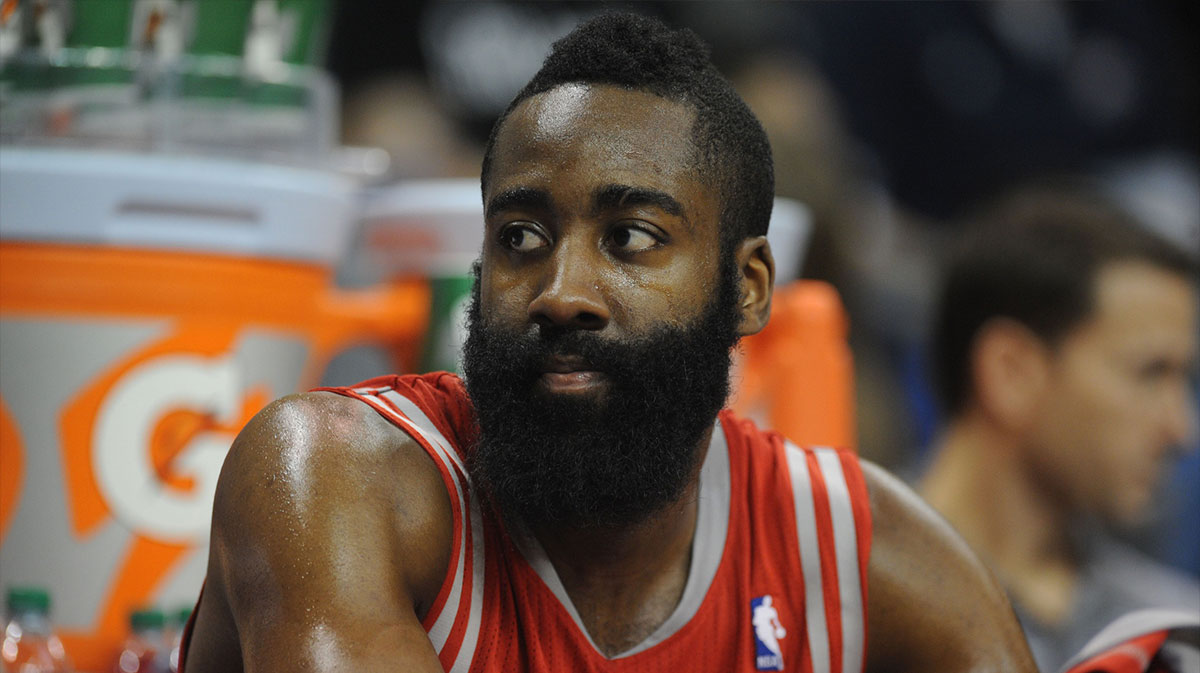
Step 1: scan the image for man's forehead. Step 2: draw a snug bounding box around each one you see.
[517,83,599,138]
[497,83,698,158]
[1092,261,1196,315]
[1071,261,1198,351]
[487,84,709,210]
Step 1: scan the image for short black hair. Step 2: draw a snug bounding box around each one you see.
[480,11,774,252]
[932,182,1197,417]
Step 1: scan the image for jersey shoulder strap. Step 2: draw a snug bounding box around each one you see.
[782,439,872,673]
[315,373,487,672]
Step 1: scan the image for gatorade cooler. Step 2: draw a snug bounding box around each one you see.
[0,146,428,671]
[356,179,485,374]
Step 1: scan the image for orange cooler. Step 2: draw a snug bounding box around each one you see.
[357,179,485,374]
[0,147,427,671]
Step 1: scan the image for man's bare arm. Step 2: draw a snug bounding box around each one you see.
[184,392,453,672]
[863,461,1037,672]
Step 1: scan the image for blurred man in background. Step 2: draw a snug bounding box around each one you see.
[920,184,1200,671]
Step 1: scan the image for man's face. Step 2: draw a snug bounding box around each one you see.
[1024,261,1198,526]
[479,83,726,356]
[462,83,742,530]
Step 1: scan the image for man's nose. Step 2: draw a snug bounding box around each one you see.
[1162,380,1198,452]
[527,240,610,330]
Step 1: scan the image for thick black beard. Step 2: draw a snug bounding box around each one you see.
[461,254,743,531]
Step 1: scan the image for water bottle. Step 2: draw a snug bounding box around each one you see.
[1,586,73,673]
[113,609,168,673]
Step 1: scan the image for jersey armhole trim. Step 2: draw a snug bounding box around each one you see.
[785,442,870,673]
[317,386,467,642]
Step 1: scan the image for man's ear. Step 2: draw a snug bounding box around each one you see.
[971,318,1051,431]
[735,235,775,336]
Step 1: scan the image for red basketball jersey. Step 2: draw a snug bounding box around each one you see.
[324,372,872,673]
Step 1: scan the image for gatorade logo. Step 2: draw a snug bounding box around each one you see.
[61,325,267,544]
[49,322,279,671]
[92,354,239,542]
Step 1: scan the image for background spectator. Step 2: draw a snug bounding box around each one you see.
[918,184,1198,671]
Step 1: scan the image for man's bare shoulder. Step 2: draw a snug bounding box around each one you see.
[188,391,453,672]
[860,460,1038,672]
[215,391,438,500]
[212,390,453,601]
[214,393,444,530]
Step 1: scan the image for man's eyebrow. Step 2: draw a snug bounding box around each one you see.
[593,184,685,217]
[486,187,552,219]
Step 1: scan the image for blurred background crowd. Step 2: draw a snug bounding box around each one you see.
[0,2,1196,672]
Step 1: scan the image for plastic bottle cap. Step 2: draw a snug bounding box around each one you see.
[131,608,166,630]
[6,587,51,615]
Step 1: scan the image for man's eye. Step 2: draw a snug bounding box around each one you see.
[501,225,549,252]
[609,225,660,252]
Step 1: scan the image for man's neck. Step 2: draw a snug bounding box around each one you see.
[531,424,713,657]
[919,416,1081,626]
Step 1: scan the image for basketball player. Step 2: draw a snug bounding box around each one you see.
[183,13,1037,672]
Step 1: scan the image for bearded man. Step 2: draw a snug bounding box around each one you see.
[182,12,1037,673]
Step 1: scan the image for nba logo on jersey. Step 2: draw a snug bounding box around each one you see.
[751,595,786,671]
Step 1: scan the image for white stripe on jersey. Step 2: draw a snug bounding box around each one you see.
[449,491,485,673]
[358,390,471,652]
[785,442,831,673]
[383,390,486,673]
[814,447,865,673]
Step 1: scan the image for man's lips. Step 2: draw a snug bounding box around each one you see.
[538,356,606,393]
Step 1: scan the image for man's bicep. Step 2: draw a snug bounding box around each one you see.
[205,393,451,672]
[862,461,1037,673]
